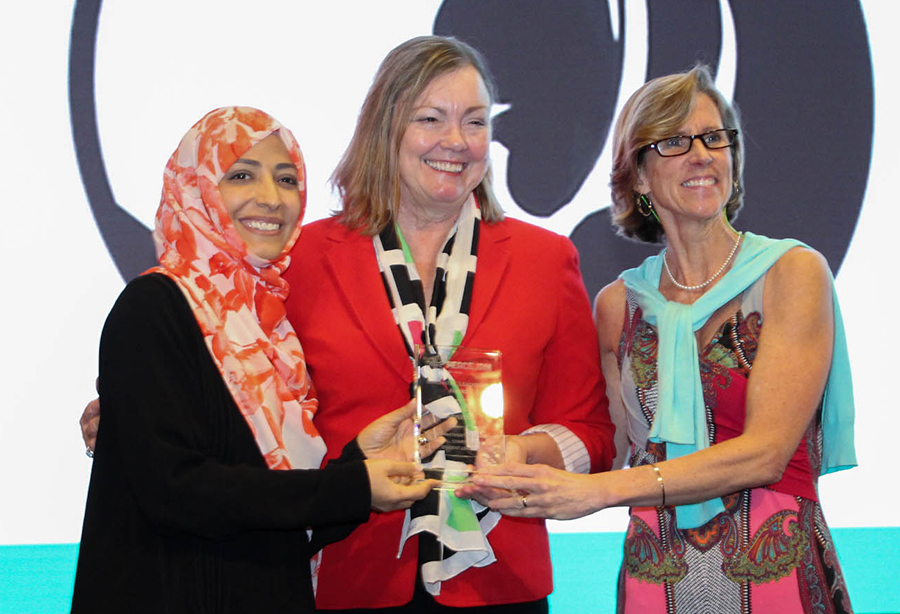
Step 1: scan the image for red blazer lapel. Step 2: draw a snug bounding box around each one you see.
[321,224,412,382]
[465,219,511,340]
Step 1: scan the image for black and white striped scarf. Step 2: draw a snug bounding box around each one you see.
[373,196,500,595]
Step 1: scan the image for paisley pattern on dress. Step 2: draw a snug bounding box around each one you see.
[623,516,688,583]
[628,318,659,389]
[680,492,741,553]
[617,280,852,613]
[150,107,327,472]
[724,510,807,584]
[698,359,732,413]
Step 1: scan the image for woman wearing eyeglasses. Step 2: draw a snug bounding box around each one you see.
[464,65,857,612]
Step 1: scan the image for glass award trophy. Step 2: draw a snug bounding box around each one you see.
[414,345,504,489]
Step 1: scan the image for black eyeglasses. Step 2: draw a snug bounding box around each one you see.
[642,129,739,157]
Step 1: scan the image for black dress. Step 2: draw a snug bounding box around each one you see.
[71,274,372,613]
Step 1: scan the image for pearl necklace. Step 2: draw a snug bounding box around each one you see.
[664,232,743,291]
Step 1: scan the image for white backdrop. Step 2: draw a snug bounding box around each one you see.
[1,0,897,546]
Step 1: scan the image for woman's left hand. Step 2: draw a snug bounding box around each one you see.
[357,400,456,462]
[468,462,604,520]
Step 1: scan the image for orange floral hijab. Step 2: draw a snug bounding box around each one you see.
[150,106,326,471]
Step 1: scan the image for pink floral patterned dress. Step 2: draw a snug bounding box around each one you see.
[616,274,852,614]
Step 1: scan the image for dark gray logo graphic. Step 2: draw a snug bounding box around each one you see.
[70,0,156,281]
[71,0,872,298]
[435,0,872,297]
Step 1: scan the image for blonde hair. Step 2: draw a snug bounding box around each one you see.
[331,36,504,235]
[610,65,744,244]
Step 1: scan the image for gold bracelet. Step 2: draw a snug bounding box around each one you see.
[650,464,666,508]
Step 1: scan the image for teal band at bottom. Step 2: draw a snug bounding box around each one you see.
[1,528,897,613]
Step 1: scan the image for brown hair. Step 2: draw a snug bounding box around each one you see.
[609,65,744,244]
[331,36,504,235]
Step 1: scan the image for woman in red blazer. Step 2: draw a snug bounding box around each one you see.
[282,36,615,613]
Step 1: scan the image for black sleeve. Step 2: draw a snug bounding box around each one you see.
[96,274,372,540]
[309,438,372,551]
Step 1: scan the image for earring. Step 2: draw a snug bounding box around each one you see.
[732,179,741,194]
[637,193,654,217]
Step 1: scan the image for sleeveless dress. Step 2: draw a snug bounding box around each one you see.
[616,274,853,614]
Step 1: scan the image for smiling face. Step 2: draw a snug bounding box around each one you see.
[218,134,302,260]
[397,65,491,219]
[636,93,733,224]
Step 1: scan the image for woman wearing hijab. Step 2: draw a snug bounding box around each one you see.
[71,107,434,614]
[471,66,856,612]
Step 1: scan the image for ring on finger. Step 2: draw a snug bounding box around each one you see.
[417,435,429,446]
[521,495,529,508]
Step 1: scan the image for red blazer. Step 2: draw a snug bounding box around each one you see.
[284,216,614,609]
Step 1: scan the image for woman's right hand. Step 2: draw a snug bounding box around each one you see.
[80,397,101,453]
[80,377,101,453]
[471,461,605,520]
[364,459,436,512]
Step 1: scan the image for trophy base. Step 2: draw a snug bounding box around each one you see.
[425,467,473,491]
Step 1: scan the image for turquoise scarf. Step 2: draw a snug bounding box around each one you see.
[620,231,856,528]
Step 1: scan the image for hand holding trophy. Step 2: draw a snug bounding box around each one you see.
[413,345,504,489]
